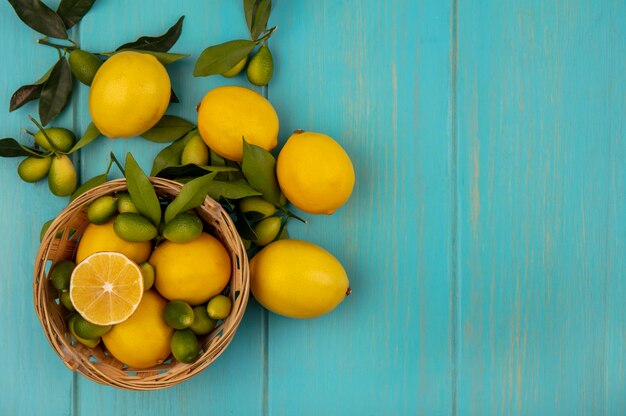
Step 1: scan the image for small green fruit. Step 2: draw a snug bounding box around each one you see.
[189,305,216,336]
[60,291,75,311]
[68,315,100,348]
[253,217,281,246]
[87,196,117,224]
[181,133,209,166]
[69,49,102,86]
[162,213,203,243]
[139,262,155,291]
[50,260,76,291]
[164,300,195,330]
[171,328,200,363]
[116,192,139,214]
[72,315,111,339]
[113,213,158,242]
[247,44,273,86]
[34,128,76,152]
[48,155,77,197]
[239,196,276,220]
[222,56,248,78]
[207,295,232,320]
[18,156,51,183]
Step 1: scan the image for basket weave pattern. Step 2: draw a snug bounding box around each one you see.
[34,177,250,390]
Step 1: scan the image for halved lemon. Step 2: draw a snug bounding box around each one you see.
[69,252,144,326]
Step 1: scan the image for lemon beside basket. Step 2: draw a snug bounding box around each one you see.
[34,178,250,390]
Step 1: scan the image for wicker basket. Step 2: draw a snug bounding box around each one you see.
[34,177,250,390]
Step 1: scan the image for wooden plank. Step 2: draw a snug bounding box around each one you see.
[456,1,626,414]
[267,1,455,414]
[0,1,74,414]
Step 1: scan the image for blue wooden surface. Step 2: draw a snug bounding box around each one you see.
[1,1,625,415]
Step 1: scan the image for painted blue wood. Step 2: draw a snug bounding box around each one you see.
[456,1,626,414]
[268,1,454,414]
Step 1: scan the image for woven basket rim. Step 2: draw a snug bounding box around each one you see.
[34,177,250,390]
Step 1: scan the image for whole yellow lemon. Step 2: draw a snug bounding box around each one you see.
[277,131,355,214]
[102,290,173,369]
[197,86,278,161]
[149,233,231,305]
[76,220,152,264]
[250,239,350,318]
[89,51,171,138]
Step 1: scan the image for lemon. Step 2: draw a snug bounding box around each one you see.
[72,314,111,339]
[89,51,171,138]
[162,213,203,243]
[50,260,75,291]
[149,232,231,305]
[60,291,75,311]
[206,295,232,320]
[68,49,102,86]
[222,56,247,78]
[48,155,77,197]
[247,44,273,86]
[18,156,51,183]
[250,239,350,318]
[87,195,117,225]
[181,132,209,166]
[116,192,139,214]
[171,329,199,364]
[239,196,276,220]
[102,290,173,369]
[197,86,279,161]
[76,220,152,264]
[189,305,216,336]
[164,300,195,329]
[34,128,75,152]
[113,213,158,242]
[70,252,144,325]
[277,131,355,214]
[253,217,281,246]
[139,262,155,291]
[68,315,100,348]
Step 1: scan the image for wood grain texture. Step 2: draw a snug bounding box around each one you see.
[456,1,626,414]
[268,1,454,414]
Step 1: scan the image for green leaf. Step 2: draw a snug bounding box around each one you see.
[8,0,68,39]
[140,115,195,143]
[67,122,100,153]
[207,179,262,201]
[116,16,185,52]
[241,138,283,206]
[56,0,95,29]
[0,138,48,158]
[164,173,217,223]
[244,0,256,33]
[250,0,271,40]
[156,164,237,180]
[39,57,73,126]
[70,173,106,201]
[193,39,257,77]
[9,63,54,112]
[236,213,258,241]
[100,50,189,66]
[150,130,195,176]
[124,153,161,226]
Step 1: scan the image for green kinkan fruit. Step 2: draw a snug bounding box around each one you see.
[17,156,52,183]
[247,44,273,86]
[113,213,158,242]
[171,328,200,363]
[34,128,76,152]
[162,213,203,243]
[87,196,118,225]
[69,49,103,86]
[181,133,210,166]
[116,192,139,214]
[48,155,77,197]
[239,196,276,220]
[253,216,282,246]
[222,56,247,78]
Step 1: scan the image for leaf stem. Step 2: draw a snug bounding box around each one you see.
[28,116,62,153]
[278,206,307,224]
[37,38,78,52]
[109,152,125,176]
